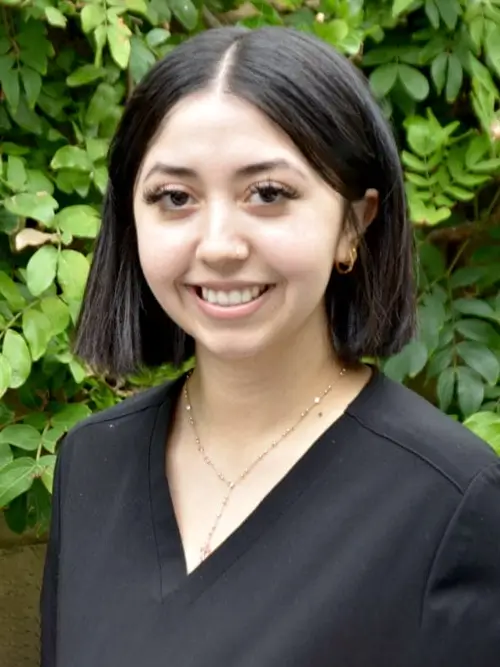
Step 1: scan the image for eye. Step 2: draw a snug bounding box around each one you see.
[246,181,300,206]
[143,186,195,210]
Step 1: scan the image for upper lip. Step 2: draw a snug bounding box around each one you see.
[186,281,271,290]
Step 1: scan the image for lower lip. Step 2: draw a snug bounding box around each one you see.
[189,287,272,320]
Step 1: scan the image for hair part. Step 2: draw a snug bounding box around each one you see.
[74,26,416,378]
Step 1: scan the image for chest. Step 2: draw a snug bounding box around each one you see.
[57,460,437,667]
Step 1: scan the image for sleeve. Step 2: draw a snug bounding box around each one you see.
[419,462,500,667]
[39,440,66,667]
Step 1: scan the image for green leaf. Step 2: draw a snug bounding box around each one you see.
[436,0,460,30]
[0,458,37,508]
[169,0,198,30]
[370,63,398,97]
[146,28,170,48]
[129,36,155,84]
[383,346,411,382]
[431,53,447,94]
[445,54,463,102]
[456,341,500,384]
[55,205,100,238]
[402,151,429,173]
[69,357,87,383]
[0,442,13,470]
[392,0,416,16]
[38,454,57,493]
[26,245,58,296]
[57,249,90,300]
[437,367,455,411]
[125,0,148,12]
[406,340,428,377]
[85,83,116,126]
[419,294,446,351]
[469,16,484,50]
[40,296,70,335]
[427,345,453,378]
[456,366,485,417]
[455,319,500,347]
[86,138,108,162]
[453,298,495,319]
[51,145,92,172]
[4,192,59,224]
[0,424,41,451]
[6,155,26,190]
[0,272,26,310]
[406,120,437,157]
[107,24,131,69]
[464,411,500,454]
[425,0,440,28]
[66,64,106,87]
[93,24,107,68]
[40,426,66,454]
[0,355,12,399]
[45,6,67,28]
[51,403,91,430]
[26,169,54,196]
[399,65,429,101]
[2,67,20,111]
[81,4,106,33]
[469,158,500,174]
[445,184,474,201]
[93,164,108,193]
[485,25,500,77]
[22,309,52,361]
[3,330,31,389]
[449,267,486,289]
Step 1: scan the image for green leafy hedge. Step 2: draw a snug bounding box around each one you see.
[0,0,499,536]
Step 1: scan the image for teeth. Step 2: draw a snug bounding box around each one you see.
[200,286,267,306]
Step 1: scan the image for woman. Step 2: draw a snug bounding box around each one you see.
[40,26,500,667]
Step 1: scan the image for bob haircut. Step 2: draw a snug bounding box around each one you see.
[74,26,416,377]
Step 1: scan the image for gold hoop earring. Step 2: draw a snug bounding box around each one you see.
[335,246,357,274]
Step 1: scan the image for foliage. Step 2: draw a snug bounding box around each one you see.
[0,0,499,535]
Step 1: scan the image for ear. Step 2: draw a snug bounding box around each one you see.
[335,188,379,264]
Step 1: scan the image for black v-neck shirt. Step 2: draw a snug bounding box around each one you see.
[40,370,500,667]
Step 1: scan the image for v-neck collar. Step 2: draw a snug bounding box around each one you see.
[148,367,383,606]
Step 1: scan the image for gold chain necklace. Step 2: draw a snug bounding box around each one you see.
[183,367,347,563]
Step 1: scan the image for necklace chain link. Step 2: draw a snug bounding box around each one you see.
[183,368,347,563]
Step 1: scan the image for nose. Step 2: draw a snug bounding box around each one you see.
[195,201,249,268]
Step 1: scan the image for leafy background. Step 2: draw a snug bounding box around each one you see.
[0,0,499,537]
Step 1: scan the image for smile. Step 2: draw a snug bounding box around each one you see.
[196,285,270,307]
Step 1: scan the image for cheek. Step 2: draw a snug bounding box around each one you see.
[134,217,190,289]
[259,220,339,284]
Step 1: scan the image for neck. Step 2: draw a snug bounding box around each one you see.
[186,319,354,445]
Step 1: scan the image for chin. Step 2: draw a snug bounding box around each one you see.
[195,332,273,362]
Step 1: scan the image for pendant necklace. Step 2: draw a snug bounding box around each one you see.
[183,367,347,563]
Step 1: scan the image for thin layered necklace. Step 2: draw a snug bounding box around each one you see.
[183,367,347,564]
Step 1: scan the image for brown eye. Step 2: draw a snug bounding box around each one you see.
[143,186,195,209]
[246,181,300,206]
[166,190,191,207]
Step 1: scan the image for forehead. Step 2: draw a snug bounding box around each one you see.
[138,91,311,176]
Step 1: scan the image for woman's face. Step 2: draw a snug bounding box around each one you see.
[133,91,362,361]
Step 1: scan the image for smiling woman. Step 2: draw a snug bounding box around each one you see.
[41,26,500,667]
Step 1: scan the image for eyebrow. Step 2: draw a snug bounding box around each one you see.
[143,159,307,183]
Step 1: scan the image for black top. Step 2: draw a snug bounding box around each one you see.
[40,369,500,667]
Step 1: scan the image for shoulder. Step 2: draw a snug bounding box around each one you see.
[57,375,184,464]
[347,369,498,494]
[73,375,184,432]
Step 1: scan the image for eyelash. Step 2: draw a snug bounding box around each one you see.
[142,180,300,208]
